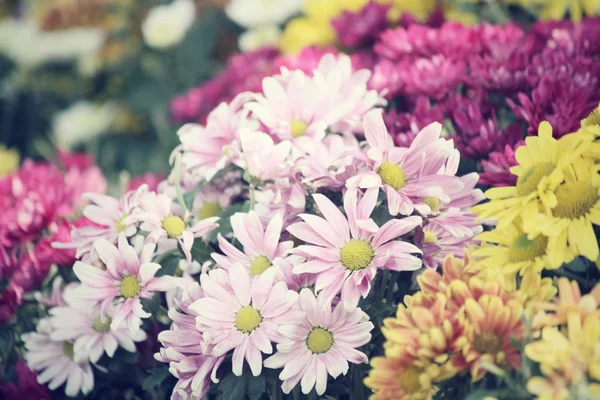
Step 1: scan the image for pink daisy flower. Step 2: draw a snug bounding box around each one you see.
[287,188,422,310]
[171,94,257,181]
[132,192,219,262]
[347,109,463,217]
[212,211,293,279]
[73,234,175,333]
[417,222,480,270]
[48,286,147,364]
[156,279,225,400]
[294,134,364,190]
[264,289,373,395]
[236,130,293,182]
[190,265,304,376]
[23,318,94,397]
[55,185,148,263]
[254,178,306,228]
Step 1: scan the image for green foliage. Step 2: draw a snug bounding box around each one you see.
[218,373,267,400]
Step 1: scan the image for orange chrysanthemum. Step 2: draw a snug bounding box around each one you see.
[365,356,436,400]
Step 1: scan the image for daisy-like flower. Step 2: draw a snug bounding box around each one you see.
[56,185,148,263]
[133,192,219,261]
[190,264,304,376]
[347,109,462,216]
[172,94,257,181]
[417,222,480,270]
[165,259,202,310]
[294,133,363,189]
[23,318,94,397]
[472,121,584,228]
[264,289,373,395]
[254,178,306,228]
[73,234,175,333]
[192,182,240,223]
[287,188,422,310]
[156,279,225,400]
[48,286,147,363]
[212,211,293,279]
[235,130,293,182]
[527,157,600,264]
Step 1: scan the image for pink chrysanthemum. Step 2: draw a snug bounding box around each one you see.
[48,286,147,363]
[156,279,224,400]
[23,318,94,397]
[416,222,480,270]
[264,289,373,395]
[287,189,422,310]
[0,360,50,400]
[236,130,293,182]
[57,185,148,263]
[347,110,462,217]
[133,192,219,262]
[254,178,306,228]
[480,141,523,187]
[127,172,166,193]
[212,211,293,278]
[73,234,174,333]
[190,265,304,376]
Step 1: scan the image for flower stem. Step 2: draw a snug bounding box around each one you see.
[248,182,256,211]
[173,153,189,214]
[485,0,508,24]
[351,363,365,400]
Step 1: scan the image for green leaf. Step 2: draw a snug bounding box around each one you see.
[140,293,162,316]
[142,367,172,391]
[189,241,213,263]
[219,373,246,400]
[465,390,504,400]
[245,374,266,400]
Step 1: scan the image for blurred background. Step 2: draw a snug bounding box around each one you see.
[0,0,240,185]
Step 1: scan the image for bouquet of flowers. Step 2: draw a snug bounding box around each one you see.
[2,1,600,399]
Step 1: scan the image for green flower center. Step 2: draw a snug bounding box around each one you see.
[398,367,422,394]
[63,342,75,360]
[423,231,438,243]
[162,215,186,238]
[120,276,141,299]
[377,161,406,191]
[92,317,112,333]
[250,255,272,276]
[473,332,503,354]
[198,202,222,220]
[290,119,308,138]
[340,240,374,271]
[306,327,334,354]
[552,181,599,219]
[235,306,262,333]
[508,233,548,262]
[516,162,554,196]
[116,214,128,233]
[420,197,440,212]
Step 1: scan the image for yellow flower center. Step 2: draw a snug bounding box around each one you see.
[552,181,599,219]
[198,202,222,220]
[340,240,375,271]
[473,332,503,354]
[421,197,440,212]
[235,306,262,333]
[92,317,112,333]
[120,276,141,299]
[162,216,186,238]
[306,327,334,354]
[377,161,406,191]
[250,255,272,276]
[508,233,548,262]
[423,231,438,243]
[516,162,555,196]
[398,367,422,394]
[63,342,75,360]
[290,119,308,138]
[116,214,128,233]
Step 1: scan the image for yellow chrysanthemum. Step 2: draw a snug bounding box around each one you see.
[582,103,600,129]
[365,356,437,400]
[525,313,600,399]
[526,157,600,263]
[518,0,600,23]
[0,145,20,177]
[514,272,557,316]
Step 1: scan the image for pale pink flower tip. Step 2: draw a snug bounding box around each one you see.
[287,188,422,310]
[264,289,373,395]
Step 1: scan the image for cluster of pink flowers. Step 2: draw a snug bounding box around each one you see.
[0,153,106,324]
[171,14,600,188]
[151,51,484,398]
